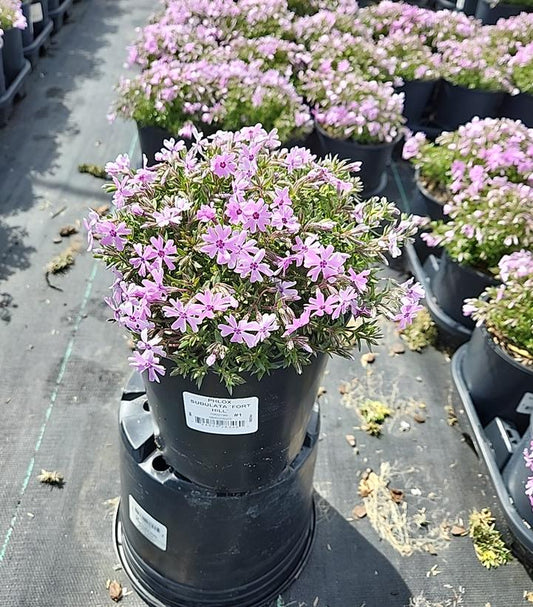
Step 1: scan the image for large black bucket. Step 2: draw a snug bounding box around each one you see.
[115,395,319,607]
[431,252,498,328]
[142,355,327,492]
[316,125,397,197]
[21,2,34,48]
[434,81,505,131]
[463,325,533,434]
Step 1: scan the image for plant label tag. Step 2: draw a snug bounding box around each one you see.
[517,393,533,415]
[30,3,44,23]
[183,392,259,435]
[128,495,167,551]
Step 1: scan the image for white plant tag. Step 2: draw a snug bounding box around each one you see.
[516,392,533,415]
[128,495,167,551]
[30,3,44,23]
[183,392,258,435]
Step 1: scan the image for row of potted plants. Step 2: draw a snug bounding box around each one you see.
[0,0,77,126]
[111,0,532,197]
[403,117,533,329]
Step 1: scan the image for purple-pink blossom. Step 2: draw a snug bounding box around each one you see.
[218,315,259,347]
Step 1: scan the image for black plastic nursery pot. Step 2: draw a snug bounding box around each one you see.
[315,124,397,197]
[409,177,446,263]
[396,80,436,126]
[1,28,25,87]
[137,124,175,166]
[475,0,532,23]
[462,325,533,434]
[114,395,320,607]
[20,2,34,48]
[434,81,505,132]
[503,430,533,528]
[142,355,327,493]
[31,0,50,37]
[435,0,479,14]
[499,93,533,128]
[431,251,498,329]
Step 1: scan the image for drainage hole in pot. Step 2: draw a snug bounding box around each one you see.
[152,455,170,472]
[142,401,150,412]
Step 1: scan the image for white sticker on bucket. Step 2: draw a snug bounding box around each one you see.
[128,495,167,551]
[516,392,533,415]
[30,3,44,23]
[183,392,258,435]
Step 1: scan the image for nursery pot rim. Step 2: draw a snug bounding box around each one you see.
[315,121,403,150]
[440,250,499,284]
[414,168,449,207]
[440,78,506,99]
[477,323,533,377]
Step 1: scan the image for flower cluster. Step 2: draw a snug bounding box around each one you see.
[464,250,533,361]
[403,118,533,198]
[438,35,513,92]
[0,0,26,33]
[379,32,442,82]
[510,42,533,95]
[310,75,405,144]
[87,126,421,388]
[112,58,312,144]
[424,182,533,272]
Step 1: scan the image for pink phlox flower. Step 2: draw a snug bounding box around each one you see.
[526,476,533,505]
[218,315,259,347]
[284,147,314,172]
[393,302,424,330]
[271,187,292,208]
[128,349,165,383]
[83,209,100,251]
[226,231,259,269]
[162,298,203,333]
[271,205,300,232]
[331,286,359,320]
[255,313,279,342]
[154,137,186,162]
[275,254,297,276]
[274,279,300,301]
[105,154,130,177]
[200,225,236,265]
[111,176,135,208]
[152,206,182,227]
[130,243,155,277]
[238,143,261,175]
[173,197,193,212]
[292,235,320,267]
[137,329,166,358]
[196,204,217,222]
[282,310,311,337]
[211,152,237,178]
[235,249,273,283]
[99,221,132,251]
[140,266,168,302]
[347,269,370,293]
[306,289,338,318]
[241,198,272,233]
[146,235,178,271]
[400,277,425,304]
[304,244,349,282]
[225,192,246,225]
[194,289,238,320]
[462,302,478,318]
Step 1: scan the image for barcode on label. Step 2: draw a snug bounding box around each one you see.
[194,416,246,428]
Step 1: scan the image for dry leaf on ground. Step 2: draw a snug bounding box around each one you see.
[37,469,64,487]
[106,579,123,602]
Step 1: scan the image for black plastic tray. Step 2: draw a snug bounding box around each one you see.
[0,59,31,127]
[23,19,53,67]
[452,346,533,560]
[405,242,471,345]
